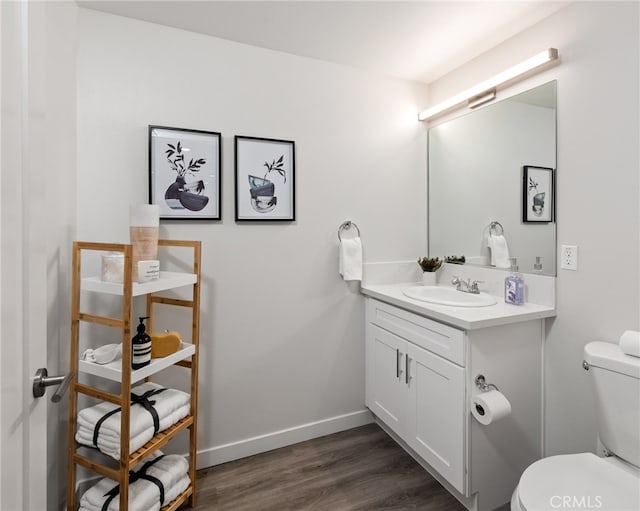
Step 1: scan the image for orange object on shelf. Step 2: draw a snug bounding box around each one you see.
[151,331,182,358]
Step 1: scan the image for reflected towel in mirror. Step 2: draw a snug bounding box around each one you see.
[488,234,511,268]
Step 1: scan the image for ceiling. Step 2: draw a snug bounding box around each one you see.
[78,1,568,84]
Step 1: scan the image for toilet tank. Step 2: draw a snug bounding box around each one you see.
[584,342,640,468]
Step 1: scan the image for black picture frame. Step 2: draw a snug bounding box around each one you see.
[234,136,296,221]
[523,165,554,223]
[149,125,221,220]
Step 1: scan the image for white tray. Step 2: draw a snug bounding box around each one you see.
[81,271,197,296]
[79,342,195,383]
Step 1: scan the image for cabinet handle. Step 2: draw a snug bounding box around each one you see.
[396,349,400,378]
[405,354,411,384]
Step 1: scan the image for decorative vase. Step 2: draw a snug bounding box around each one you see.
[422,271,437,286]
[165,176,209,211]
[129,204,159,282]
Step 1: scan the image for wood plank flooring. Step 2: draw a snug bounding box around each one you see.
[193,423,466,511]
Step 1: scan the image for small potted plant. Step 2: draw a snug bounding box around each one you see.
[417,256,442,286]
[445,255,466,265]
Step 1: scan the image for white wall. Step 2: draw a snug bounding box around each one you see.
[76,8,427,463]
[426,1,639,455]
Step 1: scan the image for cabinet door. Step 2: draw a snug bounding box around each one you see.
[366,324,407,437]
[407,343,466,494]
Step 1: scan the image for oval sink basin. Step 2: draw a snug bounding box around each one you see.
[403,286,497,307]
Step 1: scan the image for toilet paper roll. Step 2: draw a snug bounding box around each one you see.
[472,390,511,426]
[619,330,640,358]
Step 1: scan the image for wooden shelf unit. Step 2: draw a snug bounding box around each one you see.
[67,239,201,510]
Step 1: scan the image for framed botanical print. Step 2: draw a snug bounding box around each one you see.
[523,165,554,223]
[149,125,221,219]
[235,136,295,221]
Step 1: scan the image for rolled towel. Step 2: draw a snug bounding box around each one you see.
[339,237,363,281]
[82,344,122,365]
[79,453,190,511]
[619,330,640,358]
[488,234,510,269]
[75,382,190,459]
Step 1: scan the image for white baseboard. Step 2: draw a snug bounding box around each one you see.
[196,409,374,469]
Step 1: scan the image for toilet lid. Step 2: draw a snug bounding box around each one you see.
[518,453,640,511]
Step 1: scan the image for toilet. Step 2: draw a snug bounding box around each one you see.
[511,341,640,511]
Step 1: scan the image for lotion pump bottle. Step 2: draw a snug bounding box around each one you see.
[505,257,525,305]
[534,256,543,273]
[132,316,152,369]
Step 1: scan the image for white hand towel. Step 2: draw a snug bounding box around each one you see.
[619,330,640,358]
[339,237,363,281]
[488,234,511,269]
[82,343,122,365]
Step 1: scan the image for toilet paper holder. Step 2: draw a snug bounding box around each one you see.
[475,374,499,392]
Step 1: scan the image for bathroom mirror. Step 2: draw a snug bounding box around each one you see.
[428,81,557,275]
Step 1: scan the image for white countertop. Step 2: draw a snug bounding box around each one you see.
[361,283,556,330]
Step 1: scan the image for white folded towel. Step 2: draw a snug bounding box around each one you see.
[619,330,640,358]
[488,234,511,269]
[76,382,190,459]
[82,343,122,365]
[339,237,363,281]
[79,453,190,511]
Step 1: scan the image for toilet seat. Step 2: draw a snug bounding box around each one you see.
[515,452,640,511]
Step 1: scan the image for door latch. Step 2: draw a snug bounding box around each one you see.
[32,368,74,402]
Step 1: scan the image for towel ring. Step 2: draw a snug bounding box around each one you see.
[338,221,361,241]
[488,221,504,236]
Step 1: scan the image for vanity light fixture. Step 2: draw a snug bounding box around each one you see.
[418,48,558,121]
[468,89,496,109]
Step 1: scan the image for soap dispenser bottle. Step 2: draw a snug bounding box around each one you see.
[534,256,543,273]
[132,316,152,369]
[505,257,525,305]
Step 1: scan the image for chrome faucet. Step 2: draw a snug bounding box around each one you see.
[451,276,484,294]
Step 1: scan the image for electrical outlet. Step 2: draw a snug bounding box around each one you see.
[561,244,578,270]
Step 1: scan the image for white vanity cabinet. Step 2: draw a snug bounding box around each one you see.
[366,300,466,494]
[407,340,465,492]
[367,324,409,436]
[364,294,548,511]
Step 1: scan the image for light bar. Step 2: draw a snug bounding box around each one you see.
[468,89,496,109]
[418,48,558,121]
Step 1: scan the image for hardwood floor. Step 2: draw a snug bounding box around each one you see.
[193,423,466,511]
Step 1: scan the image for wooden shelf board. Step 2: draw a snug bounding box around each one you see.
[162,485,193,511]
[73,453,120,481]
[82,271,197,296]
[129,415,194,466]
[79,342,195,383]
[73,415,194,476]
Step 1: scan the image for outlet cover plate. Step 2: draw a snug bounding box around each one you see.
[561,244,578,270]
